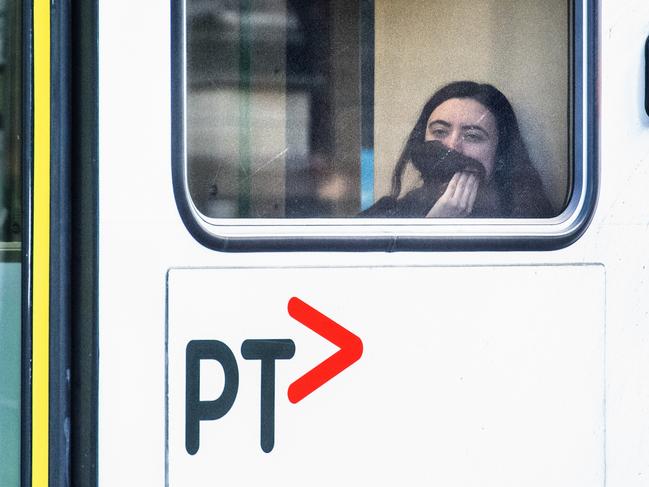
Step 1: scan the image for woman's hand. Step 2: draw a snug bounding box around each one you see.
[426,171,479,217]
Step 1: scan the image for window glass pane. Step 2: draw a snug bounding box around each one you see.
[0,0,21,484]
[0,0,20,239]
[185,0,569,219]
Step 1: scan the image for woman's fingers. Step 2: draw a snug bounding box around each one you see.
[427,171,479,217]
[451,172,470,200]
[466,175,479,214]
[450,172,478,215]
[459,173,479,211]
[442,172,462,200]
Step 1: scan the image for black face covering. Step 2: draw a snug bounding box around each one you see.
[410,140,486,184]
[359,140,501,218]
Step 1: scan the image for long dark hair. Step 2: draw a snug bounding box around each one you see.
[391,81,554,217]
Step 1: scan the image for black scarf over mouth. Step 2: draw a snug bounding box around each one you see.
[410,140,487,184]
[360,140,501,218]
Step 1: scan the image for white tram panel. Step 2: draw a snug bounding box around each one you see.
[167,266,604,486]
[97,0,649,486]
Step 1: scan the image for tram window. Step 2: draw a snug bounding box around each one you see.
[184,0,570,219]
[0,0,22,484]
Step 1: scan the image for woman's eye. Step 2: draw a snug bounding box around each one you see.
[463,131,485,142]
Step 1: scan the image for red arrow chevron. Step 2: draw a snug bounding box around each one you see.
[287,297,363,404]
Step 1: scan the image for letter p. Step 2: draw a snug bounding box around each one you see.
[185,340,239,455]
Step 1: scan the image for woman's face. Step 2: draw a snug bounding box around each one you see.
[424,97,499,177]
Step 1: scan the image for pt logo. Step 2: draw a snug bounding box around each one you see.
[185,297,363,454]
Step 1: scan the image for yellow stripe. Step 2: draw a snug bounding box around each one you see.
[32,0,50,485]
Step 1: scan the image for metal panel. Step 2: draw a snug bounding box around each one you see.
[167,265,605,486]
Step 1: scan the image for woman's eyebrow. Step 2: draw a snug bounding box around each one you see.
[427,120,451,128]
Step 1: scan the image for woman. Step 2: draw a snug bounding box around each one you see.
[361,81,555,218]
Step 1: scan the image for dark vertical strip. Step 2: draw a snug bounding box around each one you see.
[6,0,24,249]
[285,1,331,217]
[587,0,599,225]
[573,0,584,220]
[359,0,374,210]
[645,35,649,117]
[70,0,98,485]
[21,0,33,484]
[49,0,72,485]
[238,0,252,217]
[284,0,300,217]
[564,0,574,211]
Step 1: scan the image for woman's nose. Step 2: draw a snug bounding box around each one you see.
[446,131,463,152]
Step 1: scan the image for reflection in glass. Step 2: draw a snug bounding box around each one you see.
[185,0,568,218]
[187,0,362,217]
